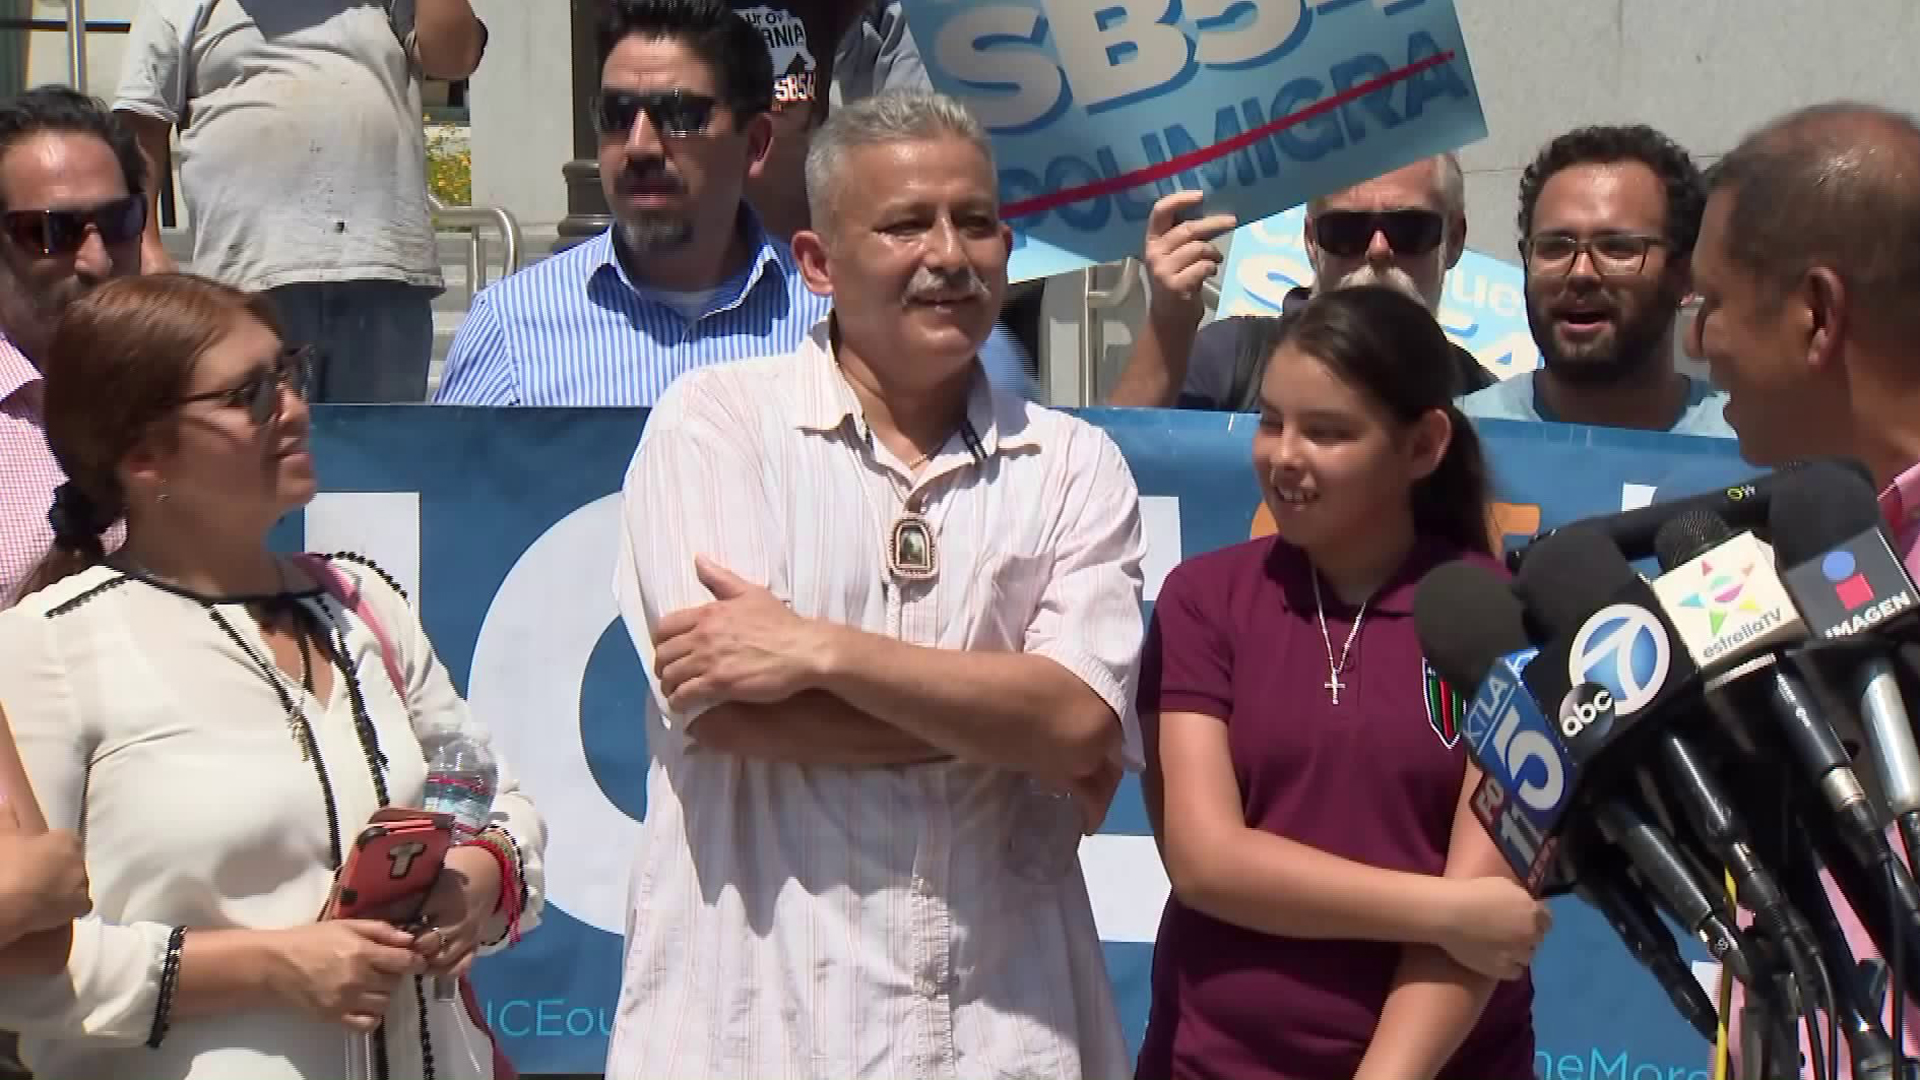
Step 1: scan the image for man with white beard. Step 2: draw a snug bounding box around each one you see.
[1107,156,1494,411]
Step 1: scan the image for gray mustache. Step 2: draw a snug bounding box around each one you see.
[903,268,990,303]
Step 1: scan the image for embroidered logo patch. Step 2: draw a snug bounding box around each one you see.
[1423,658,1463,749]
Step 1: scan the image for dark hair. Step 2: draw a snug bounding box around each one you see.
[1516,124,1705,258]
[598,0,774,117]
[1272,286,1494,556]
[0,85,145,212]
[17,274,282,598]
[1706,102,1920,333]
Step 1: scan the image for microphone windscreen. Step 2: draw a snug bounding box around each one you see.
[1653,509,1736,573]
[1513,525,1638,640]
[1770,461,1885,566]
[1413,560,1531,692]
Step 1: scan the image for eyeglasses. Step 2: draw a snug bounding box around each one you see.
[595,89,721,138]
[177,345,314,426]
[1,194,146,257]
[1521,232,1669,277]
[1309,210,1446,258]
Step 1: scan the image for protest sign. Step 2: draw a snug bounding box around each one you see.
[899,0,1489,282]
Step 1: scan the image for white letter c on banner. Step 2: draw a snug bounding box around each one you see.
[467,494,640,936]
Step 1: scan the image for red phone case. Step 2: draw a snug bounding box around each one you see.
[324,812,454,921]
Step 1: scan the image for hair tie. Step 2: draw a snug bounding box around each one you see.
[47,481,109,556]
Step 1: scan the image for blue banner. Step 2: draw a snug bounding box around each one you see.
[284,407,1748,1079]
[898,0,1490,282]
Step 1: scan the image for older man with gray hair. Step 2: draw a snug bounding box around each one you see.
[606,88,1144,1080]
[1109,154,1495,410]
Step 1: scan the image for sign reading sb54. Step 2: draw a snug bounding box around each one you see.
[900,0,1489,281]
[1465,647,1578,892]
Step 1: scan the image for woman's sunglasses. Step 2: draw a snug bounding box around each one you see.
[177,345,315,426]
[1309,209,1446,258]
[1,194,147,257]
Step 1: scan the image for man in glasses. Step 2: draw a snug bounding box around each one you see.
[1108,155,1493,411]
[1458,125,1731,436]
[112,0,487,403]
[0,85,144,605]
[435,0,832,407]
[1111,156,1492,410]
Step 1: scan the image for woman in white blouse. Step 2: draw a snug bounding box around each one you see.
[0,273,546,1080]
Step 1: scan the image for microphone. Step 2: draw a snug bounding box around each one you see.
[1651,511,1905,1075]
[1504,460,1859,572]
[1772,464,1920,829]
[1414,561,1734,1035]
[1560,823,1723,1042]
[1414,561,1567,892]
[1511,525,1699,758]
[1647,510,1803,670]
[1503,532,1767,986]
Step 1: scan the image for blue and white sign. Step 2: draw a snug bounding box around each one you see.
[899,0,1490,282]
[287,407,1748,1079]
[1215,202,1542,378]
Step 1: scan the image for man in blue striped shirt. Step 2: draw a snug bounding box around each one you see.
[435,0,829,407]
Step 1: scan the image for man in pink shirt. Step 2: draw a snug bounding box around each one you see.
[0,86,145,603]
[1688,100,1920,1077]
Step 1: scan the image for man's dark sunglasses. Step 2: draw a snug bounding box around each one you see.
[596,89,721,138]
[1310,209,1446,258]
[1,194,146,257]
[177,345,315,426]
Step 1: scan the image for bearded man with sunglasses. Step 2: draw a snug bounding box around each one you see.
[1109,155,1494,411]
[0,85,145,605]
[1458,124,1731,436]
[436,0,837,407]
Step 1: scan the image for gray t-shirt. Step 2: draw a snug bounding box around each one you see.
[1458,369,1735,437]
[114,0,443,291]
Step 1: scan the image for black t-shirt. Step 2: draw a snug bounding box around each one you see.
[731,1,851,115]
[1178,288,1495,412]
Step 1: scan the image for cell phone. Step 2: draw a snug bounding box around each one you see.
[322,810,454,922]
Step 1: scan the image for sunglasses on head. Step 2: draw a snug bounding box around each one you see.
[1310,209,1445,258]
[1,194,146,257]
[596,89,721,138]
[177,345,315,426]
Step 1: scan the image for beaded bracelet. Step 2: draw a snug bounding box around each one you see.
[461,827,525,945]
[145,926,187,1049]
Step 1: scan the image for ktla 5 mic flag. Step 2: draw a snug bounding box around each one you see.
[1214,202,1542,380]
[897,0,1489,282]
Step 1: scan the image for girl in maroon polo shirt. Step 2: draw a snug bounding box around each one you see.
[1137,285,1550,1080]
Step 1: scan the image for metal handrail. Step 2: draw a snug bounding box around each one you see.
[67,0,87,92]
[429,195,524,304]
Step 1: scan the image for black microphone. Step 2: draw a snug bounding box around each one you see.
[1415,560,1749,1030]
[1656,511,1904,1076]
[1415,561,1571,892]
[1510,526,1757,985]
[1505,459,1861,572]
[1559,823,1722,1042]
[1772,464,1920,836]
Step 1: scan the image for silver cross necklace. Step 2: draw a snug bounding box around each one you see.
[1311,571,1370,705]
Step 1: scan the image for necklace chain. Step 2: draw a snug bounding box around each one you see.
[122,558,434,1080]
[1311,571,1370,706]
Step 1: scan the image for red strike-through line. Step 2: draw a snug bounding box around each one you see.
[1000,50,1456,221]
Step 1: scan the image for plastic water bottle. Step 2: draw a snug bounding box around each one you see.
[421,735,497,1002]
[423,735,497,842]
